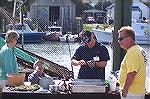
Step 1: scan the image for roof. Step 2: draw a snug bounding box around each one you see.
[132,6,142,12]
[106,3,142,12]
[106,3,114,10]
[83,9,106,13]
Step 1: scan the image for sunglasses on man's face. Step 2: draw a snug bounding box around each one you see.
[118,36,130,42]
[81,34,91,44]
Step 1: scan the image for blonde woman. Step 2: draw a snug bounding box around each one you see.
[0,30,20,83]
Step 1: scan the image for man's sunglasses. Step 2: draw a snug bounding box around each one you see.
[118,36,130,42]
[82,36,91,44]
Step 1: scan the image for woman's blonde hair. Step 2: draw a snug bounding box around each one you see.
[5,30,20,43]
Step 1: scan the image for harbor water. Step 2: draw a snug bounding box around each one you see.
[17,41,150,79]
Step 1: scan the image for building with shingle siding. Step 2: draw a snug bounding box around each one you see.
[28,0,76,33]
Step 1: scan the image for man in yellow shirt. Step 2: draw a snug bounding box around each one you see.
[118,26,147,99]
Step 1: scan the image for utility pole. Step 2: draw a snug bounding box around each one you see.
[18,0,24,49]
[13,0,17,18]
[113,0,132,71]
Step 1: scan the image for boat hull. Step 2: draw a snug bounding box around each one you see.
[2,23,46,43]
[43,32,62,41]
[92,29,150,45]
[0,32,46,43]
[92,29,112,44]
[136,35,150,45]
[18,32,46,43]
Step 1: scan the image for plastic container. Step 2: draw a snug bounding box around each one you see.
[108,72,117,92]
[24,81,31,86]
[49,85,60,92]
[39,77,54,89]
[146,77,150,93]
[7,73,25,86]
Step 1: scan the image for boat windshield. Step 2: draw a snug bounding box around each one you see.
[15,24,26,30]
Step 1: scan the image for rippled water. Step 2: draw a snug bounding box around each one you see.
[17,41,150,79]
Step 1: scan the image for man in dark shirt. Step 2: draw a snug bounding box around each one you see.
[71,30,110,79]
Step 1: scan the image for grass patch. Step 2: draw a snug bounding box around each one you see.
[83,24,112,31]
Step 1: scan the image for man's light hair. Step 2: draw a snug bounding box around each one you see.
[118,26,135,41]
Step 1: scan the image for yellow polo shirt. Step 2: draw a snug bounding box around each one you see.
[119,45,146,94]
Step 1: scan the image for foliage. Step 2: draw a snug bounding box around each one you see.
[71,0,93,16]
[1,0,35,13]
[94,1,112,11]
[23,0,36,12]
[1,1,14,12]
[83,23,112,31]
[71,0,113,17]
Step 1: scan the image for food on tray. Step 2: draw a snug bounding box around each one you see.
[24,82,31,86]
[8,84,40,91]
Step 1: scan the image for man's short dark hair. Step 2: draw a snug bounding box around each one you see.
[80,30,97,43]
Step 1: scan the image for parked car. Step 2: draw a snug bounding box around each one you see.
[86,17,96,23]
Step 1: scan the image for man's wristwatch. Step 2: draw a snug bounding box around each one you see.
[122,89,128,93]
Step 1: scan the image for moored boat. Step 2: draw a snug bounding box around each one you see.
[43,26,63,41]
[92,22,150,45]
[59,33,79,42]
[92,28,112,44]
[0,23,46,43]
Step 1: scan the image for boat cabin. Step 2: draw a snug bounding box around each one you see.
[14,24,33,33]
[45,26,62,35]
[6,23,35,33]
[48,26,62,33]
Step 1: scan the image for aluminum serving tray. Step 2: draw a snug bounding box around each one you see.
[70,79,106,93]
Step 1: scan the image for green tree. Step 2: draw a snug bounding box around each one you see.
[71,0,93,16]
[23,0,36,12]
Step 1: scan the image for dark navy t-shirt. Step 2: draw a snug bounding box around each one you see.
[72,42,110,79]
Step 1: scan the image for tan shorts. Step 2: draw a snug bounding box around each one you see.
[121,93,145,99]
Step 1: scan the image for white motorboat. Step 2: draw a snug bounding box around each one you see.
[92,22,150,45]
[59,34,78,42]
[43,26,63,41]
[92,28,112,43]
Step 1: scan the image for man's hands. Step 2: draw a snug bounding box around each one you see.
[72,59,96,68]
[87,60,95,68]
[121,89,128,97]
[78,60,86,65]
